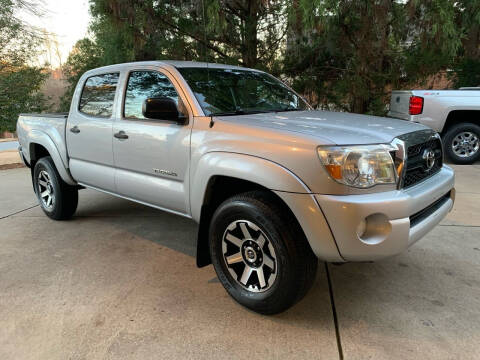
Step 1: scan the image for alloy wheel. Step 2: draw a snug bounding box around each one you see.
[452,131,480,158]
[37,170,55,210]
[221,220,277,293]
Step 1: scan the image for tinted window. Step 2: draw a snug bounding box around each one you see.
[124,71,180,119]
[177,67,309,116]
[79,73,119,117]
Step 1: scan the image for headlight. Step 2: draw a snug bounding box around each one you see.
[317,145,397,188]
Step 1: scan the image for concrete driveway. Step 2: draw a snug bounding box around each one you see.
[0,165,479,360]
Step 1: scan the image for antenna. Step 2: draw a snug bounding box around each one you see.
[201,0,214,128]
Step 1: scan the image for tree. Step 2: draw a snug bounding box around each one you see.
[0,0,50,132]
[87,0,288,69]
[0,67,49,132]
[60,0,290,106]
[284,0,462,114]
[59,38,103,111]
[62,0,477,116]
[452,0,480,87]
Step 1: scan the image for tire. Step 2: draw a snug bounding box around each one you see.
[209,191,318,314]
[443,123,480,164]
[33,156,78,220]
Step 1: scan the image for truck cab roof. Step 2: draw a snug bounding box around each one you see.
[83,60,260,77]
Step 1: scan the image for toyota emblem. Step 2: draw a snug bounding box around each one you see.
[422,148,436,170]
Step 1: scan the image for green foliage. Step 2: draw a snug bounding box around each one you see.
[452,58,480,88]
[0,0,50,132]
[0,66,49,132]
[61,0,479,116]
[0,0,40,66]
[69,1,288,71]
[285,0,463,114]
[450,0,480,88]
[59,38,103,111]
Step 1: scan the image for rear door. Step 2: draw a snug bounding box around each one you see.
[112,67,193,215]
[66,72,119,192]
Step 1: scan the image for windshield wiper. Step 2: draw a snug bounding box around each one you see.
[210,109,272,116]
[273,107,302,113]
[210,107,302,116]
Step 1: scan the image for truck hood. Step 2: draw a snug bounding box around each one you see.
[216,110,427,145]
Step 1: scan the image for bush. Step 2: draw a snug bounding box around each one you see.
[0,66,50,132]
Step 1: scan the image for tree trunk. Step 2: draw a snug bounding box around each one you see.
[242,0,259,67]
[463,25,480,59]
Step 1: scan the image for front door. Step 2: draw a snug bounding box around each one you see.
[112,69,192,215]
[66,72,119,192]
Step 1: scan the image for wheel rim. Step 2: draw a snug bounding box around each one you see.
[452,131,480,158]
[37,170,55,210]
[221,220,277,293]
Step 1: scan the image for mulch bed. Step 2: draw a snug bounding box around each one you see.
[0,163,25,170]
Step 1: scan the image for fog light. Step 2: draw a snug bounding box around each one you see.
[357,213,392,245]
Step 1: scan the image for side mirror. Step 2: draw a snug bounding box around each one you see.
[142,97,185,123]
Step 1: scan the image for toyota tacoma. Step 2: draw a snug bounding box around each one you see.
[17,61,455,314]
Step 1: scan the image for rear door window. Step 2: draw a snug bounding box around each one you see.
[79,73,119,117]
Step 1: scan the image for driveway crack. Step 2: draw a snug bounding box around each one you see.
[0,204,39,220]
[325,262,344,360]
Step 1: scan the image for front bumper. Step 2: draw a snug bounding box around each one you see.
[315,165,455,261]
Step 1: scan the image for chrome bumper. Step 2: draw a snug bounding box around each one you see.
[315,166,455,261]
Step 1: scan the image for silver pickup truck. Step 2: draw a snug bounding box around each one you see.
[388,89,480,164]
[17,61,455,314]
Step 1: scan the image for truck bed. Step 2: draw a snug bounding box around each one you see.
[19,113,68,118]
[17,113,70,168]
[388,89,480,129]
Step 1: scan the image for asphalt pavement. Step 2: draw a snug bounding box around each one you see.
[0,165,479,359]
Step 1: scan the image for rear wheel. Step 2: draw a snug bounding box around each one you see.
[443,123,480,164]
[33,156,78,220]
[209,191,318,314]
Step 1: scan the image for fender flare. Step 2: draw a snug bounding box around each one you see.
[190,151,310,221]
[27,130,76,186]
[441,106,480,132]
[191,151,342,265]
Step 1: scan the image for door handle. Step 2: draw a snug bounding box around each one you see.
[114,130,129,140]
[70,126,80,134]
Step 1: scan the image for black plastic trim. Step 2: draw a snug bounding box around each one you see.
[409,191,451,228]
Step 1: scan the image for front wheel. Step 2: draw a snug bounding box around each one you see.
[33,156,78,220]
[209,191,318,314]
[443,123,480,164]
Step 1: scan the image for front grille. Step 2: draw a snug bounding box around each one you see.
[403,138,443,188]
[407,139,440,157]
[409,191,451,227]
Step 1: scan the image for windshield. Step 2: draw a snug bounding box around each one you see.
[177,67,310,116]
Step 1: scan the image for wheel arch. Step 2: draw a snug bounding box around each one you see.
[195,175,313,267]
[191,152,310,220]
[27,131,76,185]
[441,110,480,135]
[191,152,334,267]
